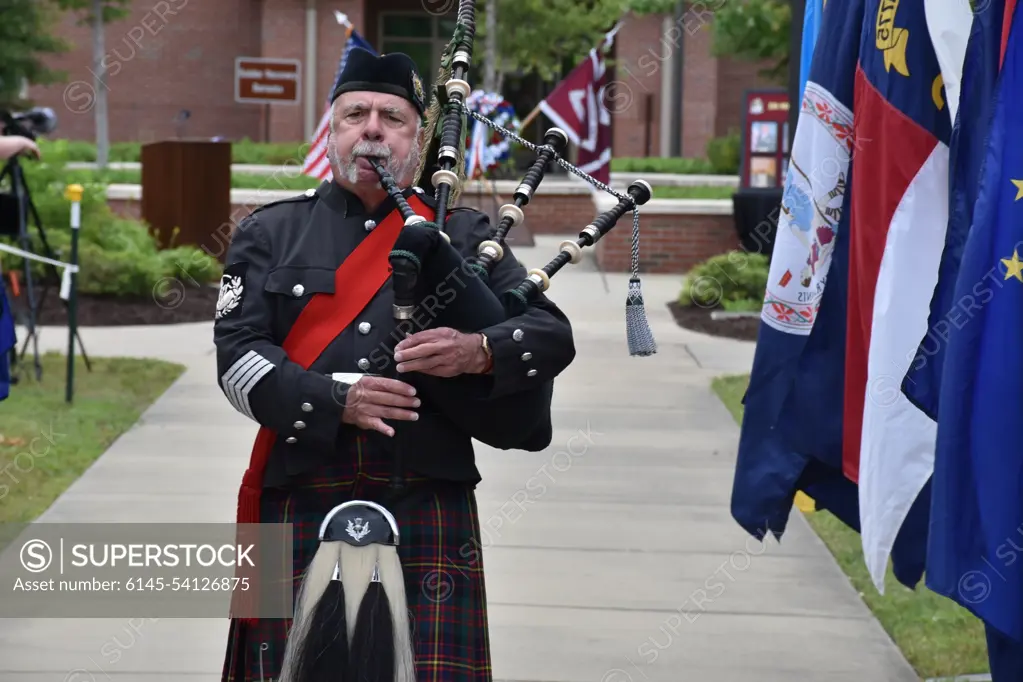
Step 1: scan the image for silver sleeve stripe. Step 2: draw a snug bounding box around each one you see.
[221,350,275,421]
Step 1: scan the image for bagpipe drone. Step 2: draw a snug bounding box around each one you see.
[277,3,654,679]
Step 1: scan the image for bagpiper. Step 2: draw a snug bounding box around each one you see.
[215,47,576,681]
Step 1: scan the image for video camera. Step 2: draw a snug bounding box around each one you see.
[0,107,58,141]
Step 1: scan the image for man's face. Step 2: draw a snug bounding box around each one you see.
[328,91,423,189]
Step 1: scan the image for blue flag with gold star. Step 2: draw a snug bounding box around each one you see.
[926,0,1023,644]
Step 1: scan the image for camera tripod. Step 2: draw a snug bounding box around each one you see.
[0,152,91,382]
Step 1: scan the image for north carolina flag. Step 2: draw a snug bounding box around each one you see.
[926,0,1023,649]
[841,0,955,591]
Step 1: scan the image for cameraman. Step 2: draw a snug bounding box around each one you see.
[0,135,40,160]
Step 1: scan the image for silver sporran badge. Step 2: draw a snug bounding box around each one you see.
[346,518,370,542]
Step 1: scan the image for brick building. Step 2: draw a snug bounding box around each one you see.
[28,0,775,161]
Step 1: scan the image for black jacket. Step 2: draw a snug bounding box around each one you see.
[213,180,576,489]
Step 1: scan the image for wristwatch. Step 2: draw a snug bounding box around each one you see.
[479,333,494,374]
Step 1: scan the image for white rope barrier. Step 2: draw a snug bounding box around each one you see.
[0,241,79,300]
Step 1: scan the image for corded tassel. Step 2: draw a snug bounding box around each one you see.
[626,276,657,356]
[625,206,656,356]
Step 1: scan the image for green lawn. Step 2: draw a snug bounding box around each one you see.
[710,373,989,680]
[60,167,737,199]
[650,185,736,200]
[0,352,185,524]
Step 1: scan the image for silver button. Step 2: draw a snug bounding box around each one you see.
[521,352,532,361]
[526,369,537,377]
[286,436,297,444]
[304,188,316,197]
[292,284,304,297]
[364,219,376,231]
[358,358,370,370]
[358,321,372,335]
[413,186,424,194]
[512,329,524,342]
[301,402,313,412]
[293,421,306,430]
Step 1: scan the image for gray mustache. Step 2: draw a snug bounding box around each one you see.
[351,142,391,160]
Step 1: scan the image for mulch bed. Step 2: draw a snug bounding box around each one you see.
[11,280,219,326]
[666,300,760,342]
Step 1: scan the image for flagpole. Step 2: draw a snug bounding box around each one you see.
[519,104,542,131]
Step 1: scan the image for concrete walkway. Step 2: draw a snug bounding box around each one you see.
[0,237,919,681]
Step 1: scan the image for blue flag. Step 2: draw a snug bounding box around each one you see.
[0,274,14,402]
[902,1,1005,419]
[799,0,824,102]
[925,0,1023,643]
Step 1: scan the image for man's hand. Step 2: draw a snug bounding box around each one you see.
[393,328,488,377]
[340,376,420,437]
[0,136,40,161]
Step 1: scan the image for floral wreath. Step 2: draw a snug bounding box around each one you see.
[464,90,520,180]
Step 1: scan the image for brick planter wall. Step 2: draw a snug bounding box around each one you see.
[106,184,737,274]
[106,180,597,234]
[592,197,739,274]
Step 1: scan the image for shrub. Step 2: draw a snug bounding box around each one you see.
[231,138,311,165]
[610,157,718,175]
[0,139,221,297]
[678,251,770,309]
[39,138,311,166]
[36,139,141,162]
[705,129,742,175]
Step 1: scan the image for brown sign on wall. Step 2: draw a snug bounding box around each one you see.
[234,57,301,105]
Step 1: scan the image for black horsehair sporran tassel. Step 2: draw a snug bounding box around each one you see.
[348,560,395,681]
[459,106,658,356]
[277,503,416,682]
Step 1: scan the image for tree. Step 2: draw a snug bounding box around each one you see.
[0,0,72,111]
[473,0,632,90]
[619,0,791,84]
[54,0,132,168]
[482,0,498,92]
[708,0,790,83]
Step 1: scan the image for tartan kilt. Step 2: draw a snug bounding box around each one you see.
[221,433,492,681]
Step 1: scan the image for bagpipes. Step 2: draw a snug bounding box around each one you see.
[277,3,654,679]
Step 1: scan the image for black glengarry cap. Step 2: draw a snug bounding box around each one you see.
[330,47,426,116]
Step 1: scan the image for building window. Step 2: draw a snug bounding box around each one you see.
[378,13,469,84]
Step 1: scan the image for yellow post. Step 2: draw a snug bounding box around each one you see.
[63,183,83,403]
[794,491,816,512]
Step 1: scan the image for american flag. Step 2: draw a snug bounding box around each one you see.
[301,13,377,180]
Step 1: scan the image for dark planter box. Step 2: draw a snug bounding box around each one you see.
[732,188,783,259]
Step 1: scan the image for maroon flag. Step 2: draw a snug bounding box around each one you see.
[537,24,619,188]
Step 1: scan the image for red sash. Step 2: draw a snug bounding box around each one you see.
[236,193,436,525]
[232,194,436,625]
